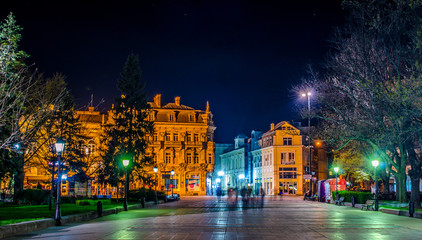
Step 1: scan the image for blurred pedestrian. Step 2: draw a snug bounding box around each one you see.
[260,187,265,207]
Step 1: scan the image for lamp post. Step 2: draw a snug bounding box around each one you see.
[333,167,339,201]
[372,160,379,211]
[302,91,312,194]
[54,138,65,226]
[171,170,175,196]
[122,159,129,211]
[153,166,158,204]
[239,174,245,188]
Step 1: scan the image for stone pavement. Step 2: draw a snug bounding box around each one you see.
[5,195,422,240]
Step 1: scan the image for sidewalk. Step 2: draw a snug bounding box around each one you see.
[0,201,160,239]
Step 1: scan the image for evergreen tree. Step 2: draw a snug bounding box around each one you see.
[99,54,153,188]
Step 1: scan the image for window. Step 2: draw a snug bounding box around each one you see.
[194,134,199,142]
[165,153,171,164]
[208,154,212,164]
[189,114,195,122]
[187,134,192,142]
[148,113,155,121]
[165,133,171,141]
[194,153,199,164]
[186,153,192,164]
[283,138,292,145]
[153,133,158,141]
[281,153,286,161]
[288,152,295,160]
[169,114,175,121]
[173,134,179,142]
[87,142,95,155]
[279,167,297,179]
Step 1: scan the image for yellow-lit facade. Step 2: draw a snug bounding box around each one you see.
[22,95,215,197]
[260,121,307,195]
[147,94,216,196]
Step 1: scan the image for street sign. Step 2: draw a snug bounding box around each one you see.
[303,174,312,180]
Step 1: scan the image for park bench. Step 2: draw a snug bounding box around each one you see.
[335,197,345,206]
[361,200,375,211]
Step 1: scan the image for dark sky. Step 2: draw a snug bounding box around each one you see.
[1,0,345,143]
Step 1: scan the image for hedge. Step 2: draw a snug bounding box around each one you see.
[76,199,111,205]
[14,189,50,205]
[334,190,373,204]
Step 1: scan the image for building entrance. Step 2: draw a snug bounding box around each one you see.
[279,182,297,195]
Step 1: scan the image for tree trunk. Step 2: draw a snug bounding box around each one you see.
[395,172,407,203]
[410,174,421,209]
[381,173,390,195]
[13,156,24,201]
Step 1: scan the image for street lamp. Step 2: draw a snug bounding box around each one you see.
[372,160,379,211]
[171,170,175,196]
[122,159,129,211]
[54,138,65,226]
[333,167,339,201]
[153,166,158,204]
[302,91,312,194]
[239,174,245,188]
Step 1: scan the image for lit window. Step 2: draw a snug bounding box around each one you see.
[186,153,192,164]
[165,153,171,164]
[283,138,292,145]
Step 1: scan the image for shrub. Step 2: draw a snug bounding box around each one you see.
[76,200,91,205]
[335,190,373,204]
[76,199,111,205]
[14,189,50,205]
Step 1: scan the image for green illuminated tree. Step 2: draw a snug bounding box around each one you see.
[99,54,154,188]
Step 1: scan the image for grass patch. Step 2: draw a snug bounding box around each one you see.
[0,202,131,226]
[380,205,422,212]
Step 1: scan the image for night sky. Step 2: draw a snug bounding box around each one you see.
[1,1,345,143]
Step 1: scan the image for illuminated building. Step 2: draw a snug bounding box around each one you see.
[147,94,216,196]
[22,94,215,197]
[260,121,306,195]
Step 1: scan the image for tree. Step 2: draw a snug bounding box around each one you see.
[294,0,422,205]
[0,13,69,198]
[99,54,154,189]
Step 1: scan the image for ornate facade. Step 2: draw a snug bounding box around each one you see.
[148,94,216,196]
[22,94,215,197]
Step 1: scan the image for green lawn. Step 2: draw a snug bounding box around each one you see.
[0,203,128,226]
[380,205,422,212]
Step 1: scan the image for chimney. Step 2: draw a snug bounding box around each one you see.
[175,96,180,106]
[270,123,274,130]
[154,94,161,107]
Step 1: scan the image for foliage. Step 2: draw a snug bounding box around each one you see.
[99,54,154,186]
[335,190,373,204]
[294,0,422,204]
[75,199,111,205]
[13,189,50,205]
[128,188,164,202]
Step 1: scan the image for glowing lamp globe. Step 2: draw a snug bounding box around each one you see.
[372,160,379,167]
[333,167,339,173]
[55,138,65,154]
[153,166,158,173]
[122,160,129,167]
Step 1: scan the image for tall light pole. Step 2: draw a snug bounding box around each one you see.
[122,159,129,211]
[171,170,175,196]
[153,166,158,204]
[54,138,65,226]
[302,92,312,194]
[239,174,245,188]
[372,160,379,211]
[333,167,339,201]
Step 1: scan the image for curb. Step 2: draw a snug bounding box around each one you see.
[0,200,163,239]
[334,201,422,219]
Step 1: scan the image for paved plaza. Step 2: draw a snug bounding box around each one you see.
[6,196,422,240]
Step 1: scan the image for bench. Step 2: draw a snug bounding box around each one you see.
[361,200,375,211]
[335,197,345,206]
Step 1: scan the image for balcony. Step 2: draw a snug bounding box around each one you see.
[281,160,295,165]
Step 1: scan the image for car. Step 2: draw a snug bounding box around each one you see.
[166,193,180,201]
